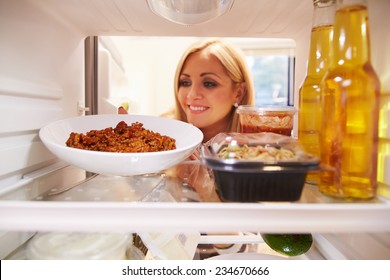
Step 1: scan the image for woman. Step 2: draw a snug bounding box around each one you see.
[119,38,255,193]
[173,38,255,143]
[120,38,255,143]
[120,38,255,199]
[168,38,255,201]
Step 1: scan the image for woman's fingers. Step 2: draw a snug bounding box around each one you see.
[118,106,128,114]
[188,150,200,160]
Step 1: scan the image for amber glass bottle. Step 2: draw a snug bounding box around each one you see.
[319,0,380,199]
[298,0,335,184]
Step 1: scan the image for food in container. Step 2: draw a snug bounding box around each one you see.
[26,232,131,260]
[236,105,297,136]
[201,132,319,202]
[66,120,176,153]
[39,114,203,176]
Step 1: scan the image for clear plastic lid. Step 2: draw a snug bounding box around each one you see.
[26,232,131,260]
[201,132,319,171]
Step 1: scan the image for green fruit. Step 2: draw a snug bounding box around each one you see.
[261,233,313,257]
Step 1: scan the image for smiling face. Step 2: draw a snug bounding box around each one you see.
[177,50,241,141]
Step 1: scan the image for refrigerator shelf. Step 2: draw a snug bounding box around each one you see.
[0,199,389,233]
[0,164,389,234]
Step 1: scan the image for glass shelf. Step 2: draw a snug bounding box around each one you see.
[0,163,389,234]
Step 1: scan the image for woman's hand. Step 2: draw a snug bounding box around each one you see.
[187,149,200,160]
[118,106,128,114]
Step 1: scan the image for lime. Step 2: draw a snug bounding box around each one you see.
[261,233,313,257]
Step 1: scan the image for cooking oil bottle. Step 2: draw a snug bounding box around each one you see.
[298,0,335,185]
[319,0,380,199]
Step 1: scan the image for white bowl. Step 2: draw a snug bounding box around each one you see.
[39,114,203,176]
[26,232,131,260]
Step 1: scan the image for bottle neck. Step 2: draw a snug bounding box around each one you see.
[306,0,335,76]
[332,2,371,66]
[312,0,336,27]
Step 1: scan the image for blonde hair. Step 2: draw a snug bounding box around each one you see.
[173,38,255,132]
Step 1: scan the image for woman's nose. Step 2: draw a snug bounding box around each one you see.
[187,84,203,100]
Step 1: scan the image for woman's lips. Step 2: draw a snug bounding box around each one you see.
[188,105,208,113]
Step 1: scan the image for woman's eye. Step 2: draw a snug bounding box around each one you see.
[204,81,217,88]
[179,80,191,87]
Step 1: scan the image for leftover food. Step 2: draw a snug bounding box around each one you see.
[239,114,293,135]
[237,105,296,136]
[66,121,176,152]
[217,144,297,161]
[201,132,320,202]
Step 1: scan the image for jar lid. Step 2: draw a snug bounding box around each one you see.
[236,105,297,114]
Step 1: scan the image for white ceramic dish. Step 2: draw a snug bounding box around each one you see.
[39,114,203,176]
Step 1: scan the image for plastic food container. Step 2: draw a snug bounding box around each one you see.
[26,232,131,260]
[236,105,297,136]
[139,189,200,260]
[201,132,319,202]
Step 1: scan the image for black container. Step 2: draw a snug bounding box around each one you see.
[201,132,319,202]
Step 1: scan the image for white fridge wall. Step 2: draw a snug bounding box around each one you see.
[0,0,85,188]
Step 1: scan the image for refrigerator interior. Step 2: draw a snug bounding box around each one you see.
[0,0,390,260]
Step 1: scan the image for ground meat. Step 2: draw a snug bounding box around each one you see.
[66,121,176,153]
